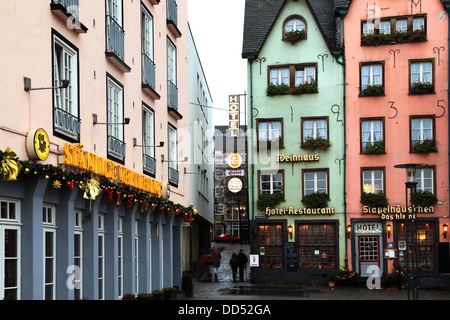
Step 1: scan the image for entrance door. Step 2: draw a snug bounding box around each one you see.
[358,236,380,277]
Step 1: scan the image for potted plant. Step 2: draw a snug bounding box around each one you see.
[301,192,329,208]
[412,139,437,153]
[182,273,194,298]
[266,83,290,96]
[410,82,433,94]
[293,80,318,94]
[152,290,164,300]
[385,263,406,290]
[256,192,284,210]
[136,293,153,300]
[331,268,359,286]
[412,190,438,207]
[361,84,384,96]
[361,191,388,208]
[362,141,385,154]
[121,293,136,300]
[282,29,306,44]
[163,287,177,300]
[301,136,332,151]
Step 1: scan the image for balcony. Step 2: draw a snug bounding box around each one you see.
[166,0,181,38]
[106,15,131,73]
[142,53,160,100]
[168,167,179,187]
[54,107,80,141]
[143,154,156,176]
[168,80,182,119]
[108,135,126,162]
[50,0,88,33]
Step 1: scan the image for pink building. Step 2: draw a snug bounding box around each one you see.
[341,0,450,283]
[0,0,190,300]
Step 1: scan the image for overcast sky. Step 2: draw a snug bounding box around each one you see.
[188,0,247,127]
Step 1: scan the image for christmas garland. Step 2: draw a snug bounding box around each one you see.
[0,148,196,221]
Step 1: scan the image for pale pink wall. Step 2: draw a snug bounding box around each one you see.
[345,0,449,252]
[0,0,190,205]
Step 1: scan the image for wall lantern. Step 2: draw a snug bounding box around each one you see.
[386,223,392,238]
[346,225,352,239]
[287,225,293,239]
[443,224,448,239]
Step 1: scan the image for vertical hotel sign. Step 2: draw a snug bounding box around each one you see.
[229,95,239,136]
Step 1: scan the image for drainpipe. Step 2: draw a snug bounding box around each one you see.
[247,56,255,235]
[445,6,450,236]
[333,10,348,267]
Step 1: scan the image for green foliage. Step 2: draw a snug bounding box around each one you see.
[412,139,437,153]
[257,192,284,210]
[410,82,433,94]
[282,29,306,44]
[266,83,290,96]
[361,84,384,96]
[301,192,329,208]
[293,80,318,94]
[301,136,331,151]
[362,141,385,154]
[331,268,359,286]
[412,190,438,207]
[385,263,406,289]
[361,29,426,46]
[361,191,389,208]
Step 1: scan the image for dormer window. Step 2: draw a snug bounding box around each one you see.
[282,15,307,44]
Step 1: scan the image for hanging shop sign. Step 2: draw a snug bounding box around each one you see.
[59,143,162,195]
[228,95,239,137]
[362,205,434,220]
[228,177,243,193]
[225,169,244,177]
[277,153,319,163]
[265,206,334,217]
[228,153,242,169]
[26,128,50,161]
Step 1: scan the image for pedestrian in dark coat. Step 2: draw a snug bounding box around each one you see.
[237,249,248,281]
[211,248,221,281]
[229,253,239,282]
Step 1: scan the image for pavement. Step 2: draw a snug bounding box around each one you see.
[184,242,450,301]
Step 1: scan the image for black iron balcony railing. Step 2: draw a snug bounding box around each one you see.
[107,135,126,161]
[167,80,178,110]
[54,107,80,141]
[143,154,156,176]
[142,53,156,90]
[167,0,178,27]
[52,0,79,18]
[106,15,125,61]
[168,167,179,186]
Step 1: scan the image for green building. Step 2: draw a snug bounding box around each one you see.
[242,0,346,283]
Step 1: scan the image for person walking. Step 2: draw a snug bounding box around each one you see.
[211,248,222,282]
[237,249,248,282]
[229,253,239,282]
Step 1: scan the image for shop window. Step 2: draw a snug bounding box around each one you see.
[360,63,384,96]
[409,60,434,94]
[52,31,80,142]
[258,224,283,268]
[410,116,436,153]
[397,221,435,270]
[298,223,336,269]
[361,118,385,154]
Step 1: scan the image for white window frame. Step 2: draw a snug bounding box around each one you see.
[141,5,153,61]
[53,34,78,117]
[259,171,283,195]
[168,124,178,170]
[0,198,21,300]
[410,61,432,85]
[379,20,391,34]
[295,66,315,85]
[304,171,328,195]
[411,117,433,146]
[134,219,139,296]
[106,0,123,27]
[74,210,83,300]
[167,39,176,85]
[363,169,384,194]
[362,21,374,35]
[98,213,105,300]
[361,119,383,149]
[303,118,327,141]
[270,68,289,86]
[148,221,152,290]
[43,204,56,300]
[417,168,434,193]
[396,19,407,32]
[118,216,123,299]
[285,17,305,33]
[143,105,155,158]
[258,120,282,141]
[361,64,382,90]
[413,17,424,31]
[107,77,124,141]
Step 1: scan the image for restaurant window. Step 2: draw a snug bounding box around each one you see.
[298,223,336,269]
[0,199,21,300]
[398,221,435,270]
[258,224,283,268]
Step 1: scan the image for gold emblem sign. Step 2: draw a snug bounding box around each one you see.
[27,128,50,160]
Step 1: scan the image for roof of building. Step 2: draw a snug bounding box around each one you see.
[241,0,343,58]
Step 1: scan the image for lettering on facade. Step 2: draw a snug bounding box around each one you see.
[277,154,320,163]
[362,205,434,220]
[228,95,239,136]
[59,143,162,196]
[265,206,334,217]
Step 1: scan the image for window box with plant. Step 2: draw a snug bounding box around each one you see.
[301,192,329,208]
[293,80,318,94]
[282,29,306,44]
[266,83,290,96]
[412,139,437,153]
[301,136,331,151]
[256,192,284,210]
[412,190,437,207]
[362,141,385,154]
[410,81,433,94]
[361,84,384,97]
[361,191,388,208]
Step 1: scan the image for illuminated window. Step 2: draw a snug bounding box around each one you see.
[397,221,435,270]
[298,223,336,269]
[362,169,384,194]
[258,224,283,268]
